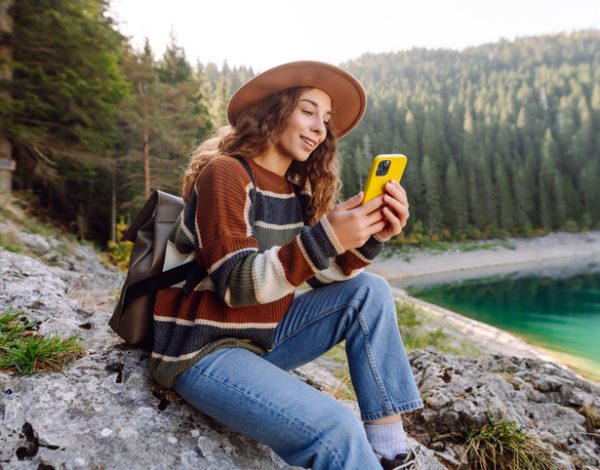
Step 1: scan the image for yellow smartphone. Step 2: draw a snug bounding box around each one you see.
[362,154,408,204]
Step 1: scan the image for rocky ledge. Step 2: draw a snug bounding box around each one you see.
[407,349,600,469]
[1,246,599,469]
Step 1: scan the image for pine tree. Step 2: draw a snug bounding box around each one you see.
[10,0,127,237]
[445,158,468,231]
[422,154,444,233]
[495,158,515,232]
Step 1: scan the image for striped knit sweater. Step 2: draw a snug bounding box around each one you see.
[151,154,384,388]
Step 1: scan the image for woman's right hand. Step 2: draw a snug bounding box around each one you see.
[326,192,386,251]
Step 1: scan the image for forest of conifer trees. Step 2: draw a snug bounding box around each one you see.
[2,0,599,244]
[340,34,600,241]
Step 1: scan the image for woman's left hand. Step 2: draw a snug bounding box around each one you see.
[375,180,410,242]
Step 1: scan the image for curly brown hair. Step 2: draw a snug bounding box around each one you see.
[182,87,340,225]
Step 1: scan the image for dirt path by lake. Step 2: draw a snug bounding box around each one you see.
[367,230,600,281]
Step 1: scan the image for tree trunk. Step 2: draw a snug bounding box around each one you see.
[139,82,151,200]
[111,163,116,242]
[143,129,150,199]
[0,0,14,194]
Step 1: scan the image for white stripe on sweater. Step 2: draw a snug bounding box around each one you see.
[208,247,257,273]
[153,315,278,329]
[254,220,304,230]
[252,245,295,303]
[255,188,296,199]
[243,182,254,237]
[314,264,363,284]
[295,234,319,273]
[151,350,201,362]
[319,214,345,255]
[349,247,372,264]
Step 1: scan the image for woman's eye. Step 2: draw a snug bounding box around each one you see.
[302,109,314,116]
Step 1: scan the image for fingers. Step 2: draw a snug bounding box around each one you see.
[365,208,384,227]
[379,182,410,239]
[382,206,404,233]
[384,181,408,206]
[358,194,385,214]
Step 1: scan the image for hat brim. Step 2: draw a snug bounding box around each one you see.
[227,61,366,139]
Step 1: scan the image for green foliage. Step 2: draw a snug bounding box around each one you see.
[9,0,128,239]
[396,301,456,353]
[0,309,30,344]
[0,309,84,375]
[6,10,600,246]
[0,233,22,253]
[462,421,557,470]
[578,402,600,443]
[340,31,600,240]
[106,217,133,272]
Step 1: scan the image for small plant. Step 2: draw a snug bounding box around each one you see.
[329,372,356,401]
[461,420,557,470]
[396,301,422,329]
[106,217,133,272]
[0,309,30,344]
[0,233,22,253]
[578,402,600,443]
[396,301,457,353]
[0,309,84,375]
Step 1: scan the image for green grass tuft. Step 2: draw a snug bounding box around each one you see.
[396,301,458,353]
[0,309,31,344]
[462,421,557,470]
[0,309,84,375]
[0,233,22,253]
[578,402,600,443]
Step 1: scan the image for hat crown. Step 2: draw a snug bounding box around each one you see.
[227,60,366,139]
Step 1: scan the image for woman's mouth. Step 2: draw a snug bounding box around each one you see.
[301,136,317,149]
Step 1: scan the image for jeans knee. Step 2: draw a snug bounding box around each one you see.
[360,272,393,299]
[355,272,395,320]
[321,406,366,449]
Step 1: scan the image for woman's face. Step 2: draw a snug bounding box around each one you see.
[274,88,332,164]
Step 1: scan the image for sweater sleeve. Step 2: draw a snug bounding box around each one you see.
[193,157,344,307]
[306,235,384,288]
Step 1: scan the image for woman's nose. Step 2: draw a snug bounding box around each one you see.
[311,119,326,136]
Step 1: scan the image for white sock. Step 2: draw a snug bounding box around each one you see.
[364,420,409,459]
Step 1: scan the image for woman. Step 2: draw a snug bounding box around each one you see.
[151,61,423,470]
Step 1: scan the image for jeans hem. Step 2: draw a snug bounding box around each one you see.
[360,399,425,422]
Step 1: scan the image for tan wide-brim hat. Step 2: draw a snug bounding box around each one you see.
[227,60,367,139]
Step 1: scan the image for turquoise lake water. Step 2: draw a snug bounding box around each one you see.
[395,257,600,379]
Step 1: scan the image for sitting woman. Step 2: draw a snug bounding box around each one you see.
[151,61,423,470]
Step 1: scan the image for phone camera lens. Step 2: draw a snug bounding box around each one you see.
[376,160,390,176]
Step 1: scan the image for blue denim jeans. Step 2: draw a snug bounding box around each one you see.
[174,272,423,469]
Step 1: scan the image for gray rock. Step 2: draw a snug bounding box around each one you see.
[0,249,299,469]
[3,244,599,470]
[17,232,51,256]
[407,348,600,469]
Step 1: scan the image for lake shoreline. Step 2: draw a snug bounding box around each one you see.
[366,230,600,383]
[368,230,600,281]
